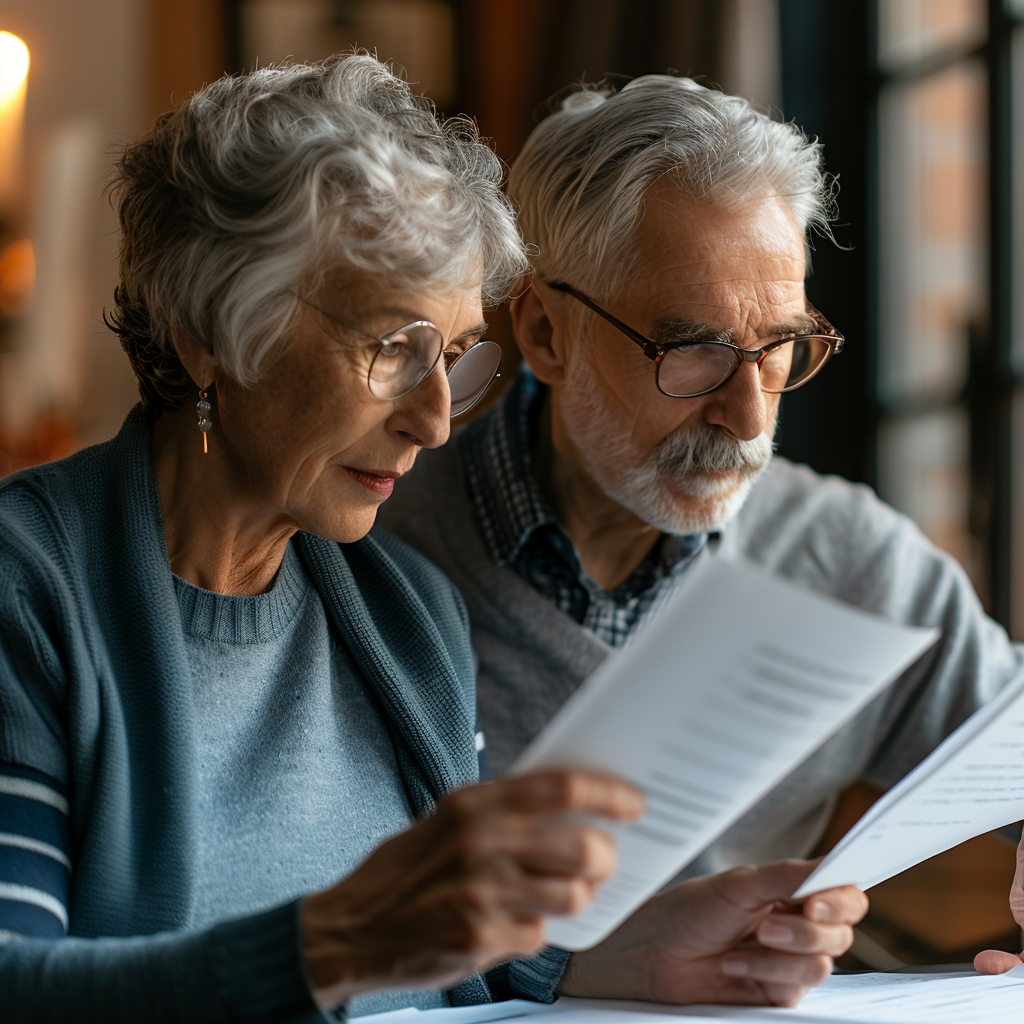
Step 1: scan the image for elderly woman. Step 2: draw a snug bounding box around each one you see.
[0,56,865,1022]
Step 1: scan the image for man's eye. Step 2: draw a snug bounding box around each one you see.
[443,338,476,369]
[378,338,406,359]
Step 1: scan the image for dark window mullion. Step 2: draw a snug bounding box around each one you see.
[876,38,987,86]
[986,0,1015,628]
[871,4,992,598]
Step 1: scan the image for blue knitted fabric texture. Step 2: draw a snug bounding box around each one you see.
[0,407,565,1021]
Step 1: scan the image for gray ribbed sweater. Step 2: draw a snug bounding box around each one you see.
[378,437,1024,878]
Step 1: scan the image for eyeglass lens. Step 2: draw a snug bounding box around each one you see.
[448,340,501,417]
[657,336,833,398]
[367,323,443,401]
[367,325,501,418]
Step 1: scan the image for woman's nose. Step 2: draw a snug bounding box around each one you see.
[392,361,451,449]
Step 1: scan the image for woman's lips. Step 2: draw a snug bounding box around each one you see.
[344,467,397,498]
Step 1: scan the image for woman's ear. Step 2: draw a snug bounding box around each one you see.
[170,328,220,391]
[510,281,569,386]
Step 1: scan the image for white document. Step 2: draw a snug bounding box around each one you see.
[511,556,938,950]
[354,1001,551,1024]
[357,967,1024,1024]
[793,965,1024,1022]
[795,671,1024,898]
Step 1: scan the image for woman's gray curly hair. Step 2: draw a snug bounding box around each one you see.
[106,53,528,419]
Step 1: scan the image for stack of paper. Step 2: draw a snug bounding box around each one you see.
[795,966,1024,1022]
[357,967,1024,1024]
[796,672,1024,897]
[511,556,938,950]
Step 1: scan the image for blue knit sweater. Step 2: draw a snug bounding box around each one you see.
[0,408,567,1022]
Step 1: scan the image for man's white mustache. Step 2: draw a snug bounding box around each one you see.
[656,425,775,478]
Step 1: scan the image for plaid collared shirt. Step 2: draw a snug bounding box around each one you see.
[457,369,706,648]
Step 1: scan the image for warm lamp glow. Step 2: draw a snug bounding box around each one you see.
[0,32,29,104]
[0,237,34,316]
[0,31,29,211]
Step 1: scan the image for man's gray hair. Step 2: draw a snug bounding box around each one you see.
[107,53,527,418]
[508,75,835,299]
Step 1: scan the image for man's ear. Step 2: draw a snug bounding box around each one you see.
[171,328,220,392]
[510,281,569,386]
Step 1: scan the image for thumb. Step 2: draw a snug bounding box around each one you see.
[974,949,1023,974]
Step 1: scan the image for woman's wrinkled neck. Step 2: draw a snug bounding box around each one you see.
[150,404,297,596]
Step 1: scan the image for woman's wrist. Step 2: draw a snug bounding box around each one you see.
[210,900,322,1020]
[300,891,369,1011]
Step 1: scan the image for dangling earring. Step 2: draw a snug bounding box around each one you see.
[197,387,212,454]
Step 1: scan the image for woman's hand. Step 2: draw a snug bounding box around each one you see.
[558,859,868,1009]
[975,829,1024,975]
[301,771,644,1009]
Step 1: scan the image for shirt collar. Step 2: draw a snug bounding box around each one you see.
[458,367,557,566]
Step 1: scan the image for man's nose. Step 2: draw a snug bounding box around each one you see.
[392,361,451,449]
[701,361,768,441]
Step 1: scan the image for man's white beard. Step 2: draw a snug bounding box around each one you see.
[559,356,777,535]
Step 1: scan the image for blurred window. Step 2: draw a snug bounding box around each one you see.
[878,60,987,407]
[234,0,457,109]
[879,408,973,568]
[878,0,986,70]
[873,1,1024,635]
[873,2,1001,608]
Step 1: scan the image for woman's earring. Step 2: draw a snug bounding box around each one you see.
[197,388,212,454]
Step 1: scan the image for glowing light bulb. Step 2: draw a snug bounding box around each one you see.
[0,32,29,104]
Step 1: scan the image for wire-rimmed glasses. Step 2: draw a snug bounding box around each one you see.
[297,295,501,418]
[548,282,844,399]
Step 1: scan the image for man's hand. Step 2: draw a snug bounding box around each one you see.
[558,859,868,1009]
[975,829,1024,974]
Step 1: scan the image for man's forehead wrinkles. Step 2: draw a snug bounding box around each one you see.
[646,262,806,290]
[646,289,810,341]
[646,287,806,322]
[650,255,804,277]
[646,247,806,291]
[648,281,803,302]
[643,270,806,311]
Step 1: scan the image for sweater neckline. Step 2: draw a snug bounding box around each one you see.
[172,542,311,644]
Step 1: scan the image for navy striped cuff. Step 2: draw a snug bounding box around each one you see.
[0,764,70,939]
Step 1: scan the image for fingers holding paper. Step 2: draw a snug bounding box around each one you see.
[975,827,1024,975]
[558,858,868,1009]
[301,769,644,1010]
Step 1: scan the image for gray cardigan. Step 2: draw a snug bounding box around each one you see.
[378,439,1024,878]
[0,408,562,1022]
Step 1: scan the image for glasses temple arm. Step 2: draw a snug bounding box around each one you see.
[547,282,661,358]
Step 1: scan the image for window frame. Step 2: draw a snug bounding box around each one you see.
[781,0,1024,631]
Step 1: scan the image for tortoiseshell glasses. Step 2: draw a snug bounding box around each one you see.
[548,282,844,400]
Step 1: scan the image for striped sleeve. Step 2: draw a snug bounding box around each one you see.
[0,762,71,940]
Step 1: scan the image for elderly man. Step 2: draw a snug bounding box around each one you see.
[378,76,1024,957]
